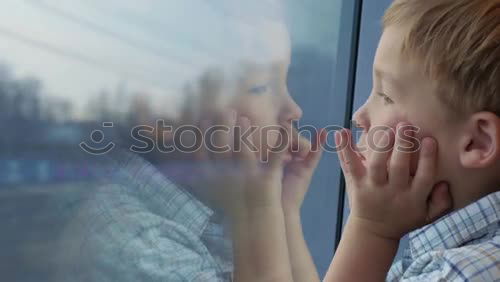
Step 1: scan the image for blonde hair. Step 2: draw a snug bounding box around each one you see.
[383,0,500,117]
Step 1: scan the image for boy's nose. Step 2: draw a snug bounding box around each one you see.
[352,105,369,131]
[281,94,303,122]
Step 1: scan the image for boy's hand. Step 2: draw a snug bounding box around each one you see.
[335,123,452,240]
[194,110,295,282]
[195,110,286,217]
[280,128,327,282]
[281,128,327,213]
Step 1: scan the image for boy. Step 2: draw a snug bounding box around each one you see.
[325,0,500,281]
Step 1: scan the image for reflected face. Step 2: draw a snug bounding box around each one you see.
[207,22,302,161]
[148,20,301,161]
[228,60,303,161]
[353,25,461,186]
[229,21,302,161]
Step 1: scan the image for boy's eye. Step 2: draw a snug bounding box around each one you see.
[248,85,268,95]
[377,92,394,105]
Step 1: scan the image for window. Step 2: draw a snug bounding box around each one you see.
[0,1,360,280]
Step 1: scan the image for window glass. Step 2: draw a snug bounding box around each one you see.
[0,1,354,280]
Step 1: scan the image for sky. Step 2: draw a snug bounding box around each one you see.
[0,0,342,120]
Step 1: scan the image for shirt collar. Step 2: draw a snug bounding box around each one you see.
[106,149,214,237]
[408,191,500,258]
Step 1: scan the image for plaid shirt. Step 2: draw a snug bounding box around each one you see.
[387,191,500,282]
[56,151,233,282]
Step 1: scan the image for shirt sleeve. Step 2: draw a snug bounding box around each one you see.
[386,241,500,282]
[387,260,404,282]
[55,183,228,282]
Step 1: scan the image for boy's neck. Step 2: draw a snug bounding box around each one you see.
[450,177,500,211]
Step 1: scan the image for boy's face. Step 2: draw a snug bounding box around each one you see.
[227,59,302,162]
[169,21,300,163]
[354,25,464,205]
[224,23,302,162]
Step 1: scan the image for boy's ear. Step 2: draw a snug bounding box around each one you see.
[459,112,500,169]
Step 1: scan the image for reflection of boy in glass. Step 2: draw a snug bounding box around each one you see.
[56,2,325,281]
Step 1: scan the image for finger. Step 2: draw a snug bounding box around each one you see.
[303,128,327,168]
[389,123,414,187]
[367,128,394,185]
[235,116,258,173]
[314,128,328,151]
[335,130,348,174]
[426,182,452,223]
[267,126,289,170]
[286,126,298,158]
[412,137,438,198]
[338,129,364,179]
[292,133,312,161]
[335,130,346,165]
